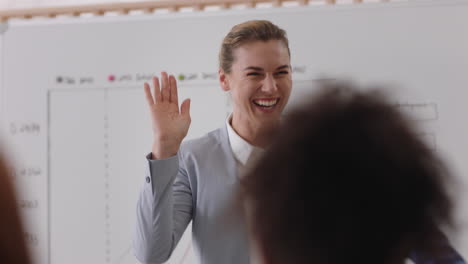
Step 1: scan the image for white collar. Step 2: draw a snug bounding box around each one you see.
[225,114,262,166]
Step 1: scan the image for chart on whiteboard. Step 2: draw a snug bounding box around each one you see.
[48,83,228,264]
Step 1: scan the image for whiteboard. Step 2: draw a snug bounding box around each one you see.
[1,1,468,263]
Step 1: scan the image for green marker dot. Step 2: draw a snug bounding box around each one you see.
[178,74,185,81]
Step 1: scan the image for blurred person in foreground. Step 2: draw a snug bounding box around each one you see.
[242,83,466,264]
[0,153,32,264]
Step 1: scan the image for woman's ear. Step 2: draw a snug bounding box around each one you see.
[219,68,230,92]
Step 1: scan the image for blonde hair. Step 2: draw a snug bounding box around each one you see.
[219,20,290,73]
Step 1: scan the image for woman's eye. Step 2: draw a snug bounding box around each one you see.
[247,72,261,76]
[276,71,289,75]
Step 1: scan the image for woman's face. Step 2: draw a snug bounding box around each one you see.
[220,40,292,130]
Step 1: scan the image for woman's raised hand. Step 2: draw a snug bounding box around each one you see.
[144,72,191,159]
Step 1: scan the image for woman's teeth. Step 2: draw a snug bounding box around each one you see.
[253,99,279,107]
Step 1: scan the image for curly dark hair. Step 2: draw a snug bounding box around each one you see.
[243,83,454,264]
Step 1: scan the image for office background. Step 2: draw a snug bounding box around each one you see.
[0,0,467,263]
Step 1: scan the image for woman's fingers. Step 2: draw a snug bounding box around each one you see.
[161,72,170,102]
[180,98,191,119]
[144,82,154,106]
[150,73,182,108]
[152,76,161,103]
[169,75,179,106]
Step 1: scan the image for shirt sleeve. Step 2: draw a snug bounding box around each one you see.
[133,153,193,264]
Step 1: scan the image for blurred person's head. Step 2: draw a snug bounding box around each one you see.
[243,82,454,264]
[0,154,32,264]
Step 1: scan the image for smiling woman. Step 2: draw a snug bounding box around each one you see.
[219,39,292,147]
[217,20,292,148]
[134,20,293,264]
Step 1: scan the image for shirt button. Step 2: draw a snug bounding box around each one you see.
[146,176,151,183]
